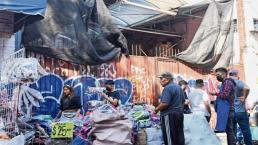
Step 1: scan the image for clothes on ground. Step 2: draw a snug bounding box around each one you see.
[71,136,89,145]
[90,105,133,145]
[59,111,83,126]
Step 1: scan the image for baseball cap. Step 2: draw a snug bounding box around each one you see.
[158,71,174,79]
[229,69,239,76]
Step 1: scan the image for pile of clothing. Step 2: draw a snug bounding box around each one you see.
[123,104,163,145]
[1,102,164,145]
[127,105,160,130]
[16,115,53,144]
[91,105,132,145]
[73,104,163,145]
[0,114,53,145]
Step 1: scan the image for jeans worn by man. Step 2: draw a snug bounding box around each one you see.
[234,112,253,145]
[230,70,253,145]
[211,67,237,145]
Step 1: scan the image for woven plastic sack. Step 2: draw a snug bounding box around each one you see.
[137,129,146,145]
[0,134,25,145]
[145,127,163,143]
[92,119,133,145]
[90,105,124,123]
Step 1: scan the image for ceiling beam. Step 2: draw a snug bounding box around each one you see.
[121,0,177,16]
[120,27,182,37]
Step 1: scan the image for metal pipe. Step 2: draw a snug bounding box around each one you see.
[121,27,182,37]
[131,44,134,55]
[121,0,177,16]
[140,45,148,56]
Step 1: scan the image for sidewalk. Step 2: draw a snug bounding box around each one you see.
[216,133,227,145]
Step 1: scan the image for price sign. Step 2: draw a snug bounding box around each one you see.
[51,122,74,138]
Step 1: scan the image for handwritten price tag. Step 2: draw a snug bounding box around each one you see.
[51,122,74,138]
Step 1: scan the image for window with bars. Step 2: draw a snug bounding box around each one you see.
[254,19,258,31]
[233,19,237,33]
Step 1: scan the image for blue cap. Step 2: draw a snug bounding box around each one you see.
[229,69,239,76]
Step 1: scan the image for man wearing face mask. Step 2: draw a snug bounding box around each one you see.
[210,67,236,145]
[101,80,120,108]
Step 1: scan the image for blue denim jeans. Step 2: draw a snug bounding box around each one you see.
[234,112,253,145]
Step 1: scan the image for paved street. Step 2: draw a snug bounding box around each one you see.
[216,133,227,145]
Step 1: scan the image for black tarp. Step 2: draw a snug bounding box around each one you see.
[22,0,128,65]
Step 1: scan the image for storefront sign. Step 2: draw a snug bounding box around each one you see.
[51,122,74,138]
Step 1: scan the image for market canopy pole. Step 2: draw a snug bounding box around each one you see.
[121,0,177,16]
[121,27,182,38]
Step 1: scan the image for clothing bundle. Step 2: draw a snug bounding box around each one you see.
[18,85,45,118]
[129,105,161,130]
[1,100,164,145]
[90,104,133,145]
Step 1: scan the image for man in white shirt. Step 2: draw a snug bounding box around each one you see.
[188,79,211,122]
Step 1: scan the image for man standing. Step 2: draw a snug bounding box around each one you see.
[229,69,253,145]
[155,72,185,145]
[178,80,191,114]
[210,67,236,145]
[188,79,211,122]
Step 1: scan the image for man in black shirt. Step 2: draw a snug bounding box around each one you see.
[178,80,191,114]
[101,80,120,108]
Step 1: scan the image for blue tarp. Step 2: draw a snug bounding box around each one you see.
[108,0,184,27]
[0,0,47,32]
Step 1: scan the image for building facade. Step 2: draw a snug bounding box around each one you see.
[234,0,258,106]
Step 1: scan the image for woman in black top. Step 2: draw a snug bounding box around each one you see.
[54,85,81,121]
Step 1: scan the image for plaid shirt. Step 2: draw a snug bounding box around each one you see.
[216,78,235,106]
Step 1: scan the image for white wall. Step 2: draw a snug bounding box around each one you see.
[242,0,258,106]
[232,0,240,64]
[0,35,16,77]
